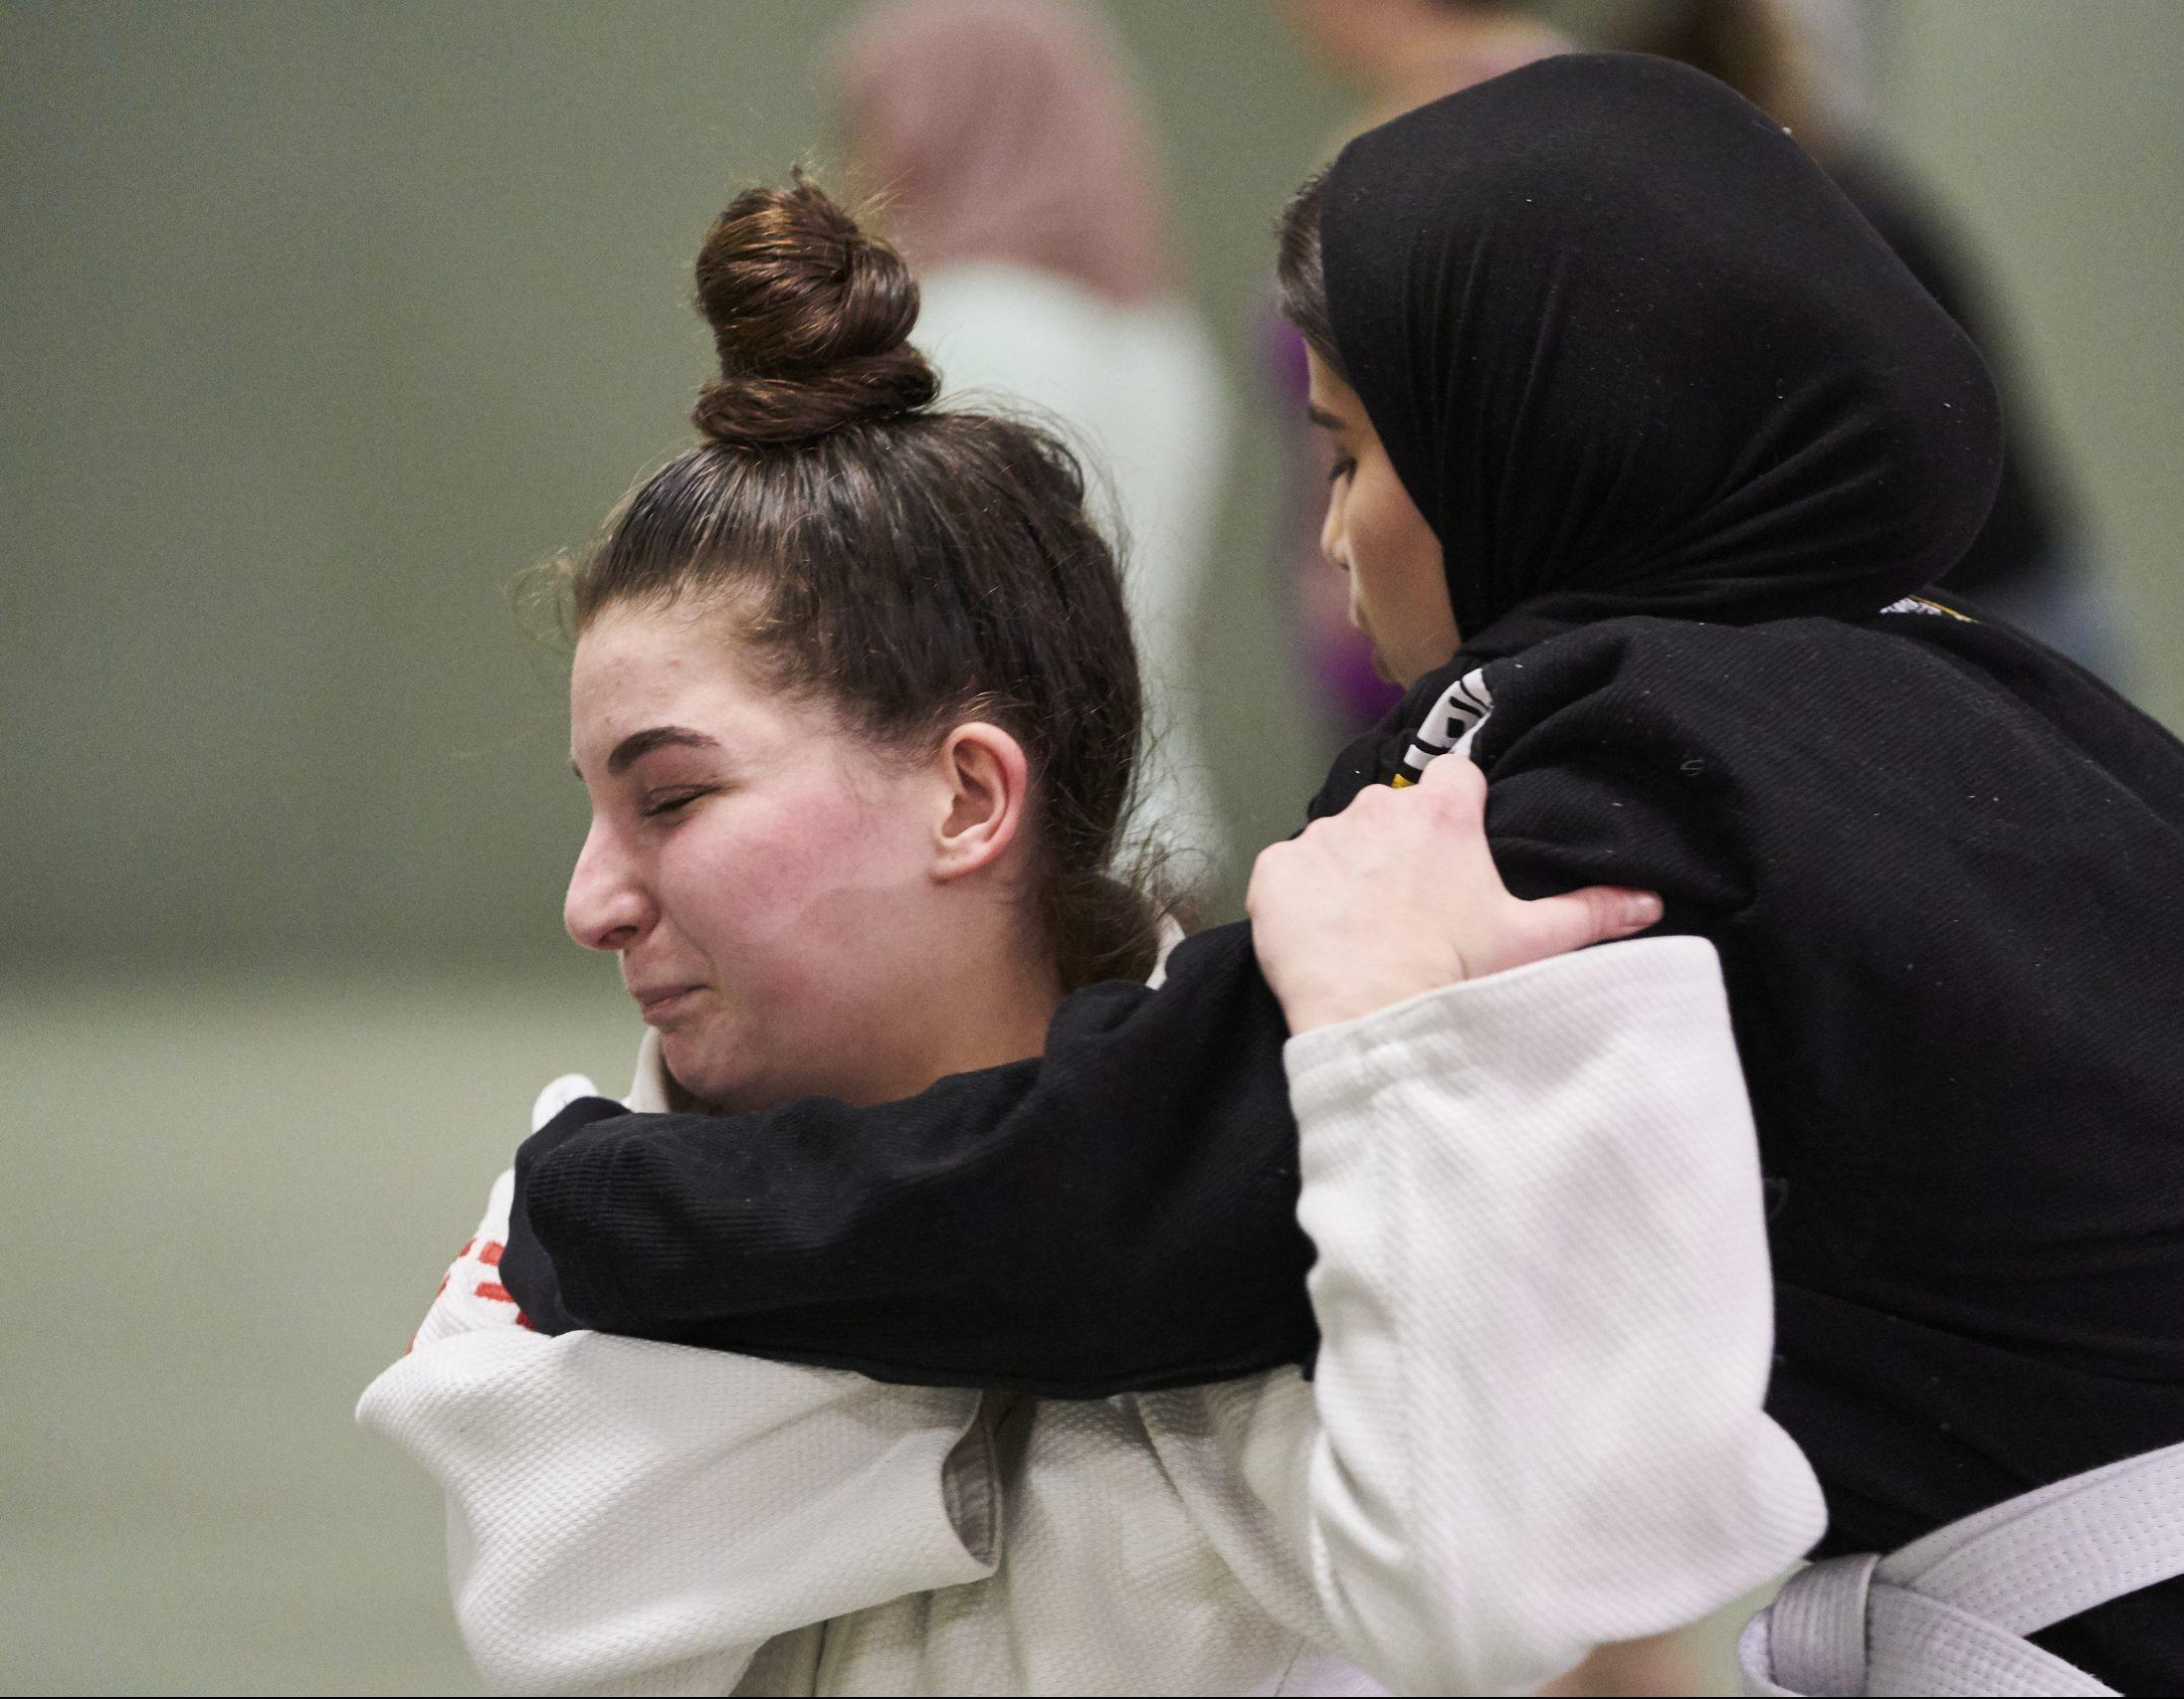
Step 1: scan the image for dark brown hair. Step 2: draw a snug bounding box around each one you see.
[1275,163,1340,379]
[564,174,1159,989]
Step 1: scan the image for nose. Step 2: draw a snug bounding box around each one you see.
[1319,482,1349,575]
[564,818,655,954]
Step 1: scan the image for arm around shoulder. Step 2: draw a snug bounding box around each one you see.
[1284,936,1823,1694]
[508,924,1318,1396]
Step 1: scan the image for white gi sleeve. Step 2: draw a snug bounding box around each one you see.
[357,1171,997,1697]
[1278,934,1825,1696]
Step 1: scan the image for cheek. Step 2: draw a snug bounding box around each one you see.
[1347,468,1416,572]
[658,779,926,991]
[652,776,935,1107]
[1350,472,1448,617]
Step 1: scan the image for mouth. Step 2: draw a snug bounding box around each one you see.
[629,984,702,1023]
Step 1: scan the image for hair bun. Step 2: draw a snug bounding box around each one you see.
[692,174,939,445]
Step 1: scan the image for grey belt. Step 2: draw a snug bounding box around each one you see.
[1739,1438,2184,1696]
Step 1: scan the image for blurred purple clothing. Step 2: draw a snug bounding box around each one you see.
[1263,310,1404,733]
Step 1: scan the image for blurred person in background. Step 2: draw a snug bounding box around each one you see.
[1270,0,1575,743]
[1281,0,1571,135]
[1630,0,2131,687]
[832,0,1232,878]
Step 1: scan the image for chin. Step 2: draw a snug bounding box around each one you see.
[660,1028,844,1115]
[657,1028,758,1112]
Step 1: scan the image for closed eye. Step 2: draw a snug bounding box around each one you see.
[642,788,711,820]
[1326,456,1356,484]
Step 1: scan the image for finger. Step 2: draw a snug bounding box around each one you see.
[1334,782,1399,823]
[1504,885,1665,972]
[1413,756,1489,838]
[1416,751,1488,805]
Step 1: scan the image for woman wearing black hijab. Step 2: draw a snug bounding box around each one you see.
[503,55,2184,1691]
[1283,52,2184,1689]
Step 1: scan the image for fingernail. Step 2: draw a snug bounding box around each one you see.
[1626,891,1665,927]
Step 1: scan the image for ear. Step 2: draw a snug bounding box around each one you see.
[930,721,1033,883]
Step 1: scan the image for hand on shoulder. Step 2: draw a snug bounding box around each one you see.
[1246,756,1662,1033]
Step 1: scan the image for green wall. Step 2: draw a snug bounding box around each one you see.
[1873,0,2184,718]
[5,1,2181,985]
[0,0,1344,981]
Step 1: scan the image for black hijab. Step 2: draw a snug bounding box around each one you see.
[1320,53,2002,654]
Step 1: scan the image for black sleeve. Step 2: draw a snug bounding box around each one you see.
[498,633,1756,1399]
[498,921,1321,1398]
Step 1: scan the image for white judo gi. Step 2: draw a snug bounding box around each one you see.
[360,937,1823,1696]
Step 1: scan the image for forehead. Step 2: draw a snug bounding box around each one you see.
[1303,346,1364,425]
[568,601,779,758]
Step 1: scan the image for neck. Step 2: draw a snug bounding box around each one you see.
[851,937,1064,1107]
[924,952,1065,1084]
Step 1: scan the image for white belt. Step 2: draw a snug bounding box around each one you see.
[1739,1438,2184,1696]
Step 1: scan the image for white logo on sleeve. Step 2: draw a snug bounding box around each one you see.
[1394,667,1493,785]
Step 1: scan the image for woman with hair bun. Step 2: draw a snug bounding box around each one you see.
[361,176,1819,1695]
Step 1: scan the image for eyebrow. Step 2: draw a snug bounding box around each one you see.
[1305,405,1347,432]
[569,724,723,781]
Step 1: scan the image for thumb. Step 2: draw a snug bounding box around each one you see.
[1501,885,1664,973]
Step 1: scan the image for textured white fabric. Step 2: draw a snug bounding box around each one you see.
[403,1167,517,1355]
[1286,937,1823,1694]
[360,936,1822,1695]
